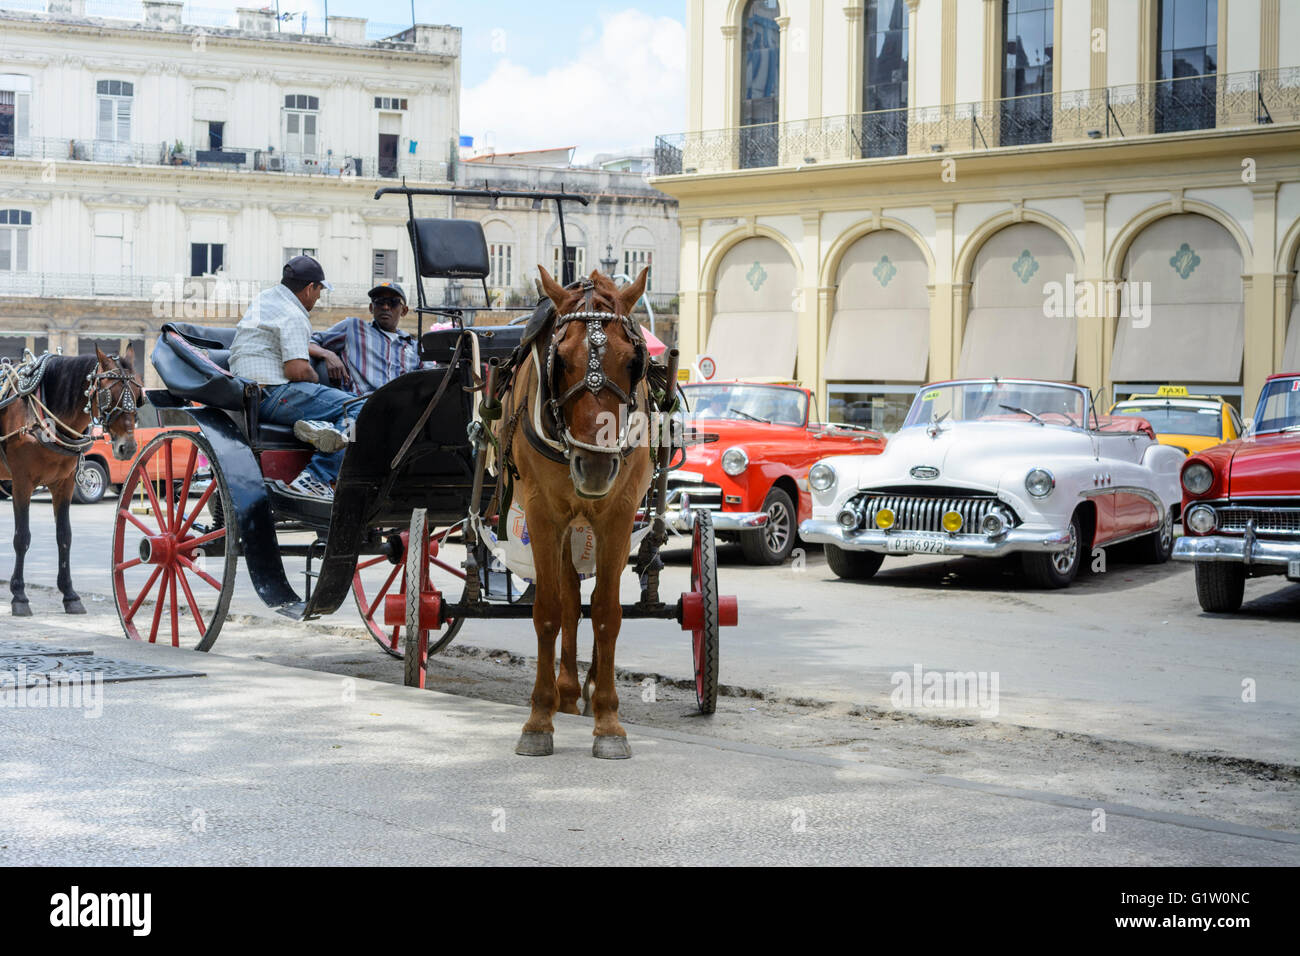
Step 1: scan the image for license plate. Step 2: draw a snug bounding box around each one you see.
[887,536,948,555]
[1289,559,1300,581]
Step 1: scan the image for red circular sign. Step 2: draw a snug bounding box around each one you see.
[698,356,717,381]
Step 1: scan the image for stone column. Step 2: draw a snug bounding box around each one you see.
[795,212,822,389]
[1077,193,1108,394]
[1243,184,1280,417]
[930,203,956,380]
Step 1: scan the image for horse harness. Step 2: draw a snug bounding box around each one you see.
[0,352,139,464]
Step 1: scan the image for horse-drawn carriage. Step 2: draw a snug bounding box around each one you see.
[111,186,736,722]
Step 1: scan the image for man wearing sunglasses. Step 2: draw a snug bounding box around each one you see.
[229,255,354,503]
[309,281,422,397]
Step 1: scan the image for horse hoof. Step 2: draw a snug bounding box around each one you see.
[63,600,86,615]
[515,731,554,756]
[11,601,31,618]
[592,735,632,760]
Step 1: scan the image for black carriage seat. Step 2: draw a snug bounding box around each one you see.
[152,322,332,448]
[408,218,490,279]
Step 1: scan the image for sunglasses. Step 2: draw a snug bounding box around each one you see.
[372,297,404,308]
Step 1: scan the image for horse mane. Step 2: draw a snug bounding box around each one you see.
[40,354,102,419]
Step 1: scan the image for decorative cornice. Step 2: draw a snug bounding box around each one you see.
[269,203,332,218]
[0,189,52,204]
[82,193,149,208]
[178,64,242,81]
[177,198,242,213]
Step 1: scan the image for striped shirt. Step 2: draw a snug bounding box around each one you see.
[229,284,313,385]
[311,316,422,395]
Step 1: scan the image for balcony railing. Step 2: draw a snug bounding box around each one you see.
[0,136,449,182]
[654,66,1300,175]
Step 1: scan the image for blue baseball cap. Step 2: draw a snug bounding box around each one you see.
[368,280,407,304]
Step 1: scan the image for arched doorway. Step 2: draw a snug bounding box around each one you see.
[706,236,798,380]
[958,222,1077,380]
[826,229,929,431]
[1111,213,1244,402]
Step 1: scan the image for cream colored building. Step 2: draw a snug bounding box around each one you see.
[654,0,1300,426]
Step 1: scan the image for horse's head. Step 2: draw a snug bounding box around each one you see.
[92,347,144,461]
[538,265,651,499]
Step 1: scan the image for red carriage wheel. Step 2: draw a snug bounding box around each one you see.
[687,509,720,713]
[399,508,465,688]
[352,522,465,659]
[112,431,236,652]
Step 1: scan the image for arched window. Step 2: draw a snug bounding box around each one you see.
[1155,0,1217,132]
[862,0,908,157]
[740,0,780,169]
[0,209,31,273]
[1001,0,1054,145]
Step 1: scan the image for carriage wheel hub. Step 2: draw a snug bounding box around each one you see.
[138,534,176,565]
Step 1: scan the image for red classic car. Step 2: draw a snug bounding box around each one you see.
[1173,372,1300,611]
[667,382,885,564]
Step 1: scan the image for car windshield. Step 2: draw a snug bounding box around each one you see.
[682,384,807,426]
[1113,404,1221,438]
[1253,377,1300,434]
[902,381,1087,429]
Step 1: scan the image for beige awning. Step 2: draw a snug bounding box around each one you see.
[826,308,929,381]
[1111,302,1244,383]
[959,308,1077,381]
[1284,303,1300,373]
[706,311,798,380]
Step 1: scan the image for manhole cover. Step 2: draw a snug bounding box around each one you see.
[0,655,204,686]
[0,641,93,658]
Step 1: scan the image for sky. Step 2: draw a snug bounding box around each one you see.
[254,1,688,161]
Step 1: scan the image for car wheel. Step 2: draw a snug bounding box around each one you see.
[825,544,884,580]
[1021,513,1082,589]
[1135,508,1175,564]
[72,459,110,504]
[1194,563,1246,613]
[740,487,797,565]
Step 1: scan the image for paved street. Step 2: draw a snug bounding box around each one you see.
[4,497,1297,764]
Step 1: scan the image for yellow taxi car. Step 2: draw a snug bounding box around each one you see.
[1110,386,1243,455]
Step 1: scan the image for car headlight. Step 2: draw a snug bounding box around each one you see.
[721,446,749,476]
[1025,468,1055,498]
[809,462,836,492]
[1185,503,1217,534]
[1182,461,1213,495]
[981,510,1009,537]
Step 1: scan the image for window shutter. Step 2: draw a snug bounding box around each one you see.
[116,98,131,142]
[0,230,11,272]
[97,97,113,140]
[15,92,28,139]
[304,114,316,154]
[16,230,28,272]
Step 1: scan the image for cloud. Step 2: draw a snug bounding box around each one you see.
[461,9,686,162]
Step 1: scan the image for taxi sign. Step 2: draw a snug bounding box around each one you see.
[676,368,691,383]
[1156,385,1190,397]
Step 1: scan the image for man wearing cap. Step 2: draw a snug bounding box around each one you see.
[229,255,355,503]
[309,280,421,396]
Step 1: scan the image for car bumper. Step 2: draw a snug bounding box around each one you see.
[1173,534,1300,578]
[664,507,769,534]
[798,519,1073,557]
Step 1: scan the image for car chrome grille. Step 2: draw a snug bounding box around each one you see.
[1215,506,1300,536]
[844,493,1019,533]
[666,478,722,512]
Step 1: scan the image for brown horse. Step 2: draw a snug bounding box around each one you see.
[0,348,142,615]
[498,267,653,759]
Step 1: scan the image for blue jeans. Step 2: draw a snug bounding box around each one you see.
[259,382,359,484]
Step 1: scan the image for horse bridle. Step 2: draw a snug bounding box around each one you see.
[83,360,141,429]
[544,278,648,457]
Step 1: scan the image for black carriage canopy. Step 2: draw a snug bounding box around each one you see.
[373,183,590,340]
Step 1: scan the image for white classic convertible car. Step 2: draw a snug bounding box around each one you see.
[800,379,1185,588]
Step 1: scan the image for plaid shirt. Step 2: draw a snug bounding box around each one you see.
[311,316,421,396]
[229,284,312,385]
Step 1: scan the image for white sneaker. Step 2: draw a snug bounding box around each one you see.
[274,470,334,502]
[294,419,350,454]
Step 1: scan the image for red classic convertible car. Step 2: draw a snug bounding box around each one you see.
[666,382,884,564]
[1173,372,1300,611]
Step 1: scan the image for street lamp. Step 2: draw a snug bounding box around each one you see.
[600,243,618,275]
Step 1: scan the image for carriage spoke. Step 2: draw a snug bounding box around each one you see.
[148,568,171,644]
[122,510,155,537]
[177,554,222,591]
[114,557,143,574]
[366,562,403,619]
[388,626,400,652]
[141,473,167,532]
[123,564,164,623]
[430,556,467,580]
[178,527,226,551]
[171,443,199,532]
[175,565,206,635]
[168,567,180,647]
[355,555,389,571]
[163,441,176,532]
[176,482,217,540]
